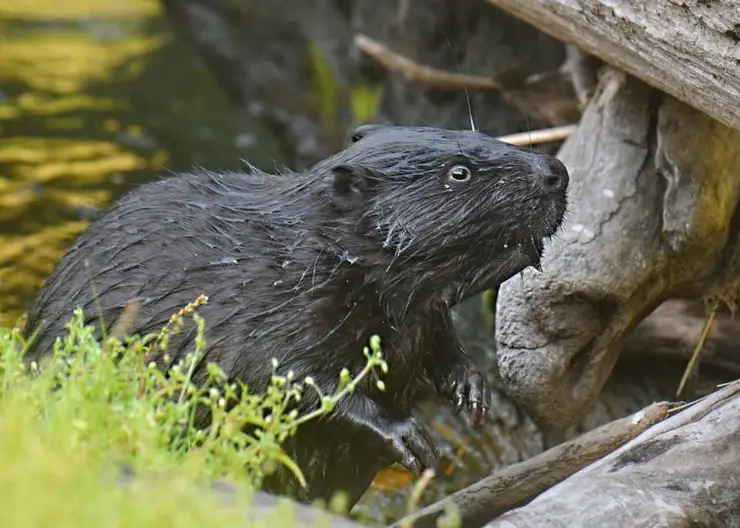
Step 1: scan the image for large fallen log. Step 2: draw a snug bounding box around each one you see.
[392,401,673,528]
[485,0,740,133]
[485,380,740,527]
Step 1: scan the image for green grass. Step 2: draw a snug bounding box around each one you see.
[0,296,388,527]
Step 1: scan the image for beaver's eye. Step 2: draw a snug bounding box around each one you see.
[448,165,472,182]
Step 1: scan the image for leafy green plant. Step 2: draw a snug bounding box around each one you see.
[0,295,388,527]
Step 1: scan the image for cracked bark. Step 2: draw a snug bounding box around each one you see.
[485,381,740,528]
[484,0,740,133]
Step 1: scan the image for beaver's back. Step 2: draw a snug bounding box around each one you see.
[22,168,323,375]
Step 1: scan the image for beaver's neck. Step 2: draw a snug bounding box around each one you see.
[305,247,444,330]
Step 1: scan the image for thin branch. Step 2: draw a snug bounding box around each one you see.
[353,34,501,91]
[354,32,578,146]
[676,300,718,397]
[354,34,582,128]
[496,125,576,146]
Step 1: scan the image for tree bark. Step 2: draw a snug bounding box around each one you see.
[484,0,740,133]
[486,380,740,528]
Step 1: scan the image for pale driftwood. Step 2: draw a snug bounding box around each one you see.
[496,125,576,147]
[391,402,673,528]
[485,0,740,133]
[495,67,740,433]
[486,380,740,527]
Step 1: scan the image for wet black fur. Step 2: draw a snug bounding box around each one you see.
[22,125,569,507]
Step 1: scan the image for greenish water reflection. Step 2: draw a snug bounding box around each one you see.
[0,0,287,326]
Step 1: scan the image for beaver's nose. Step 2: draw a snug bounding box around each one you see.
[538,157,569,193]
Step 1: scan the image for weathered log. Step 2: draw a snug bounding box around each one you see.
[485,380,740,527]
[392,401,673,528]
[495,66,740,432]
[484,0,740,133]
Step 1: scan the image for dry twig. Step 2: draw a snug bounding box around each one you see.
[354,33,581,135]
[496,125,576,147]
[676,300,719,397]
[353,34,501,91]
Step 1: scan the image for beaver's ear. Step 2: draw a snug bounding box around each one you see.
[329,164,378,211]
[347,124,384,145]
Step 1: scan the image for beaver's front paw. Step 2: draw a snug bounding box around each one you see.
[436,357,492,426]
[377,417,439,475]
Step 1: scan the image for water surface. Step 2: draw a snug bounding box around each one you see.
[0,0,287,326]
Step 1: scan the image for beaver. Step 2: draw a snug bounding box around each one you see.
[22,124,569,508]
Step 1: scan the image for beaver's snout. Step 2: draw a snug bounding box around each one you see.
[518,153,569,198]
[538,157,569,194]
[512,152,570,240]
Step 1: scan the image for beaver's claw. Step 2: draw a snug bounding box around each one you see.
[437,357,492,426]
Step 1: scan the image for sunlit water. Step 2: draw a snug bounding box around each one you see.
[0,0,286,327]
